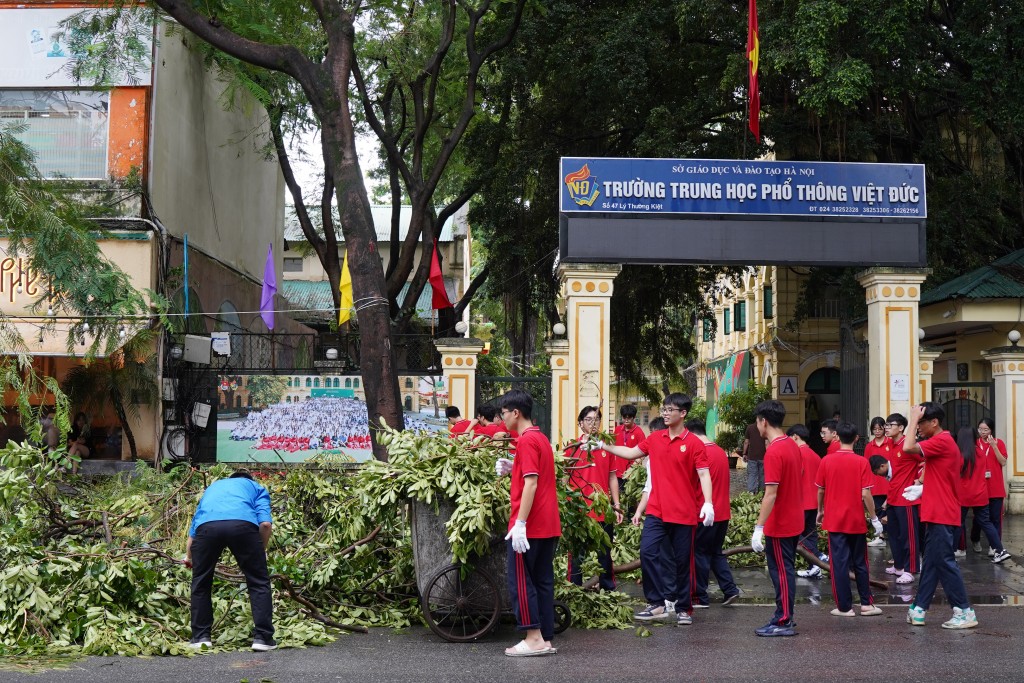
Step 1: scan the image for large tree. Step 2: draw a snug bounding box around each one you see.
[66,1,528,458]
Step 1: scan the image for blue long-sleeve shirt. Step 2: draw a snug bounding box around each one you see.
[189,477,273,537]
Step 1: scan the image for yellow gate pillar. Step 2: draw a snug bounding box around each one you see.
[856,268,930,418]
[981,345,1024,513]
[918,346,943,407]
[545,338,571,446]
[434,338,485,422]
[559,264,621,428]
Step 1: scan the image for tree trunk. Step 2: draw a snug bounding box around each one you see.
[112,394,137,461]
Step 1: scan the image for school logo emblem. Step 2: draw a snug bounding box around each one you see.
[564,164,600,207]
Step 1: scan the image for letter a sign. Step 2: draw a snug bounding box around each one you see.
[779,376,798,396]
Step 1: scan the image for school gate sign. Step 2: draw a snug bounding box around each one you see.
[549,157,929,445]
[559,157,926,266]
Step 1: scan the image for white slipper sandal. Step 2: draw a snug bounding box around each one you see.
[896,572,915,584]
[505,640,554,657]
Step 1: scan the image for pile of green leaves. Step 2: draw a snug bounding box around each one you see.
[0,425,639,662]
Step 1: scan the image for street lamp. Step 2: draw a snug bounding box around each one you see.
[454,321,468,334]
[1009,330,1021,347]
[325,347,339,360]
[552,322,566,337]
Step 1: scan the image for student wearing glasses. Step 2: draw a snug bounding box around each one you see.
[565,406,622,591]
[863,416,892,547]
[599,394,715,626]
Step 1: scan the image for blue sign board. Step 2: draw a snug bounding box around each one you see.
[560,157,926,218]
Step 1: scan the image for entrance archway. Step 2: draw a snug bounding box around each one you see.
[805,367,840,455]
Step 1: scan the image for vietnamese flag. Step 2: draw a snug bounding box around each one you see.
[747,0,760,142]
[429,240,453,309]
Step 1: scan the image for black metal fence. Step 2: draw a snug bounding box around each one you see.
[168,331,440,375]
[476,375,552,437]
[839,323,869,432]
[933,382,994,434]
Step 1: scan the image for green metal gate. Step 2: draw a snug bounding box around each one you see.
[476,375,552,437]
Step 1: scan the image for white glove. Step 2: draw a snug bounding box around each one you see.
[886,466,893,481]
[495,458,513,478]
[903,484,923,502]
[870,517,884,535]
[505,520,530,553]
[751,525,765,553]
[699,502,715,527]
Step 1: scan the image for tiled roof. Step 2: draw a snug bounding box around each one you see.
[921,249,1024,305]
[284,205,466,243]
[282,278,458,321]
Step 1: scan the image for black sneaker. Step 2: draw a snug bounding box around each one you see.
[252,637,278,651]
[722,591,742,606]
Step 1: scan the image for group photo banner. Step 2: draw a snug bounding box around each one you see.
[560,157,927,219]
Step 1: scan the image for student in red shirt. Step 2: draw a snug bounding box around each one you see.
[470,404,507,438]
[493,389,561,656]
[884,413,921,583]
[446,406,471,436]
[904,403,977,630]
[565,406,622,591]
[688,420,741,607]
[613,404,646,492]
[601,393,714,626]
[971,418,1008,554]
[815,422,884,617]
[863,417,892,547]
[955,426,1009,563]
[750,400,803,637]
[820,418,841,455]
[788,424,825,578]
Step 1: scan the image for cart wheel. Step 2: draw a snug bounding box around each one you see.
[421,563,501,642]
[553,600,571,634]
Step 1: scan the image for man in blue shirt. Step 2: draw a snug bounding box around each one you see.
[186,470,275,650]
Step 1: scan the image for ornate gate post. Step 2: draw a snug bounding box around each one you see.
[982,344,1024,513]
[434,338,485,422]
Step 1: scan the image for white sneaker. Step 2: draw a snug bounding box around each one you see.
[972,541,983,553]
[954,549,967,559]
[992,550,1011,564]
[988,548,996,557]
[941,607,978,629]
[867,537,887,547]
[797,565,822,579]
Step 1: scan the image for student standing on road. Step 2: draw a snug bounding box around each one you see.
[884,413,921,584]
[688,420,741,608]
[186,470,276,651]
[904,403,979,630]
[494,389,561,656]
[750,400,804,637]
[820,418,841,455]
[565,406,622,591]
[789,424,825,578]
[742,422,766,492]
[601,394,715,626]
[972,418,1008,555]
[863,417,892,547]
[955,426,1010,564]
[815,422,884,617]
[613,404,646,494]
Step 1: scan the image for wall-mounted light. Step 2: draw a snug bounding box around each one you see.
[917,328,926,341]
[553,322,566,337]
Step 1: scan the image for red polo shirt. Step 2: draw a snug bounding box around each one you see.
[614,424,647,477]
[472,422,502,438]
[698,441,731,522]
[508,426,561,537]
[565,436,615,521]
[763,436,804,538]
[798,443,820,511]
[887,437,923,507]
[638,429,708,525]
[449,419,471,437]
[979,438,1008,498]
[918,431,963,526]
[957,455,988,507]
[863,437,892,497]
[825,439,841,455]
[815,449,874,534]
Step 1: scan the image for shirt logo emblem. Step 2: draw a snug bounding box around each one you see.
[680,445,687,452]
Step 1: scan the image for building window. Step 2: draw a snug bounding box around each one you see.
[354,378,360,388]
[283,257,303,272]
[286,396,291,403]
[764,286,773,319]
[724,309,731,335]
[345,377,352,388]
[702,318,714,342]
[305,377,312,387]
[0,90,110,179]
[314,378,320,388]
[405,378,414,389]
[734,301,747,332]
[286,377,292,387]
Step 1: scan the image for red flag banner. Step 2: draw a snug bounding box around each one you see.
[747,0,760,142]
[429,240,453,309]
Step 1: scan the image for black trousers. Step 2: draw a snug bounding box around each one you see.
[766,535,797,626]
[191,520,274,641]
[694,520,738,604]
[507,537,558,641]
[827,532,873,611]
[799,509,819,556]
[568,522,615,590]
